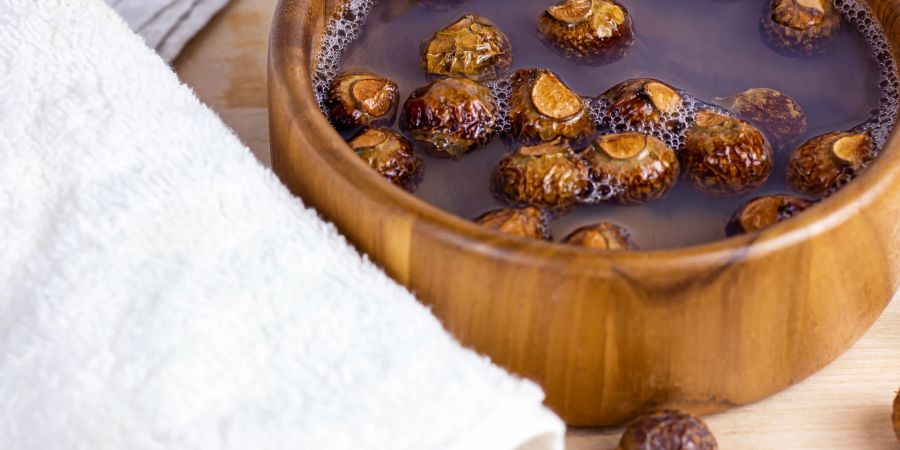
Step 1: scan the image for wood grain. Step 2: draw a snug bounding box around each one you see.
[268,0,900,426]
[174,0,271,165]
[175,0,900,446]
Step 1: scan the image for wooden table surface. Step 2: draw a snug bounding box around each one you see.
[173,1,900,447]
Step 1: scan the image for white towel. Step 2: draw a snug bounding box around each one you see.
[0,1,565,449]
[105,0,231,62]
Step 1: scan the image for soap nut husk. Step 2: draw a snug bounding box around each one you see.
[474,207,552,240]
[491,139,591,210]
[400,77,498,158]
[348,128,424,191]
[563,222,638,250]
[508,68,595,147]
[683,110,774,196]
[538,0,635,65]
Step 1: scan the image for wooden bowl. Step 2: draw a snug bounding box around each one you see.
[269,0,900,426]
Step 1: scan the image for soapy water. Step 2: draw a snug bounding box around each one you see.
[313,0,379,111]
[834,0,900,148]
[312,0,899,151]
[309,0,900,248]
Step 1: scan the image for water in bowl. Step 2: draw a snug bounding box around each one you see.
[314,0,899,249]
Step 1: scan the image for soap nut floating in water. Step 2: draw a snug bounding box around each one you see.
[326,70,400,132]
[761,0,842,56]
[474,206,551,240]
[717,87,808,151]
[400,77,498,158]
[537,0,635,65]
[581,132,679,204]
[421,14,513,81]
[508,68,594,147]
[726,194,815,236]
[684,110,774,196]
[601,78,684,128]
[491,139,591,210]
[618,409,718,450]
[348,128,424,191]
[786,130,875,197]
[563,222,638,250]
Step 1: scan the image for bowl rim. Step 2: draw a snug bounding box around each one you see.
[270,0,900,270]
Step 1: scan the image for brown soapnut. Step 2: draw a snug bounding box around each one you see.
[726,194,815,236]
[421,14,513,81]
[508,68,594,147]
[348,128,424,191]
[601,79,684,128]
[326,70,400,132]
[400,77,498,158]
[581,132,679,204]
[563,222,638,250]
[618,409,718,450]
[718,88,808,151]
[538,0,634,65]
[491,139,591,210]
[683,110,774,196]
[761,0,842,56]
[786,130,875,197]
[474,207,551,240]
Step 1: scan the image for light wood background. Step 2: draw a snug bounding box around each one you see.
[173,0,900,447]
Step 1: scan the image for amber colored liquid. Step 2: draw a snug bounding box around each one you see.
[338,0,889,249]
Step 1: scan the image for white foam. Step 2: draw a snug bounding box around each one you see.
[485,78,513,133]
[312,0,378,109]
[834,0,899,149]
[587,91,722,151]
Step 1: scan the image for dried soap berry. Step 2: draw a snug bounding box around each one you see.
[419,0,469,11]
[761,0,842,56]
[421,15,513,81]
[474,207,551,240]
[400,78,498,158]
[684,110,774,196]
[618,410,718,450]
[508,68,594,147]
[725,194,814,236]
[786,130,875,197]
[563,222,638,250]
[601,79,684,128]
[537,0,634,65]
[491,140,590,210]
[893,389,899,442]
[581,132,679,204]
[326,70,400,132]
[718,88,807,151]
[348,128,424,191]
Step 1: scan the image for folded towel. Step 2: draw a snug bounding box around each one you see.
[0,1,565,449]
[105,0,231,62]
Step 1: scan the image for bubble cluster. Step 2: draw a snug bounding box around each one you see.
[834,0,899,149]
[313,0,900,152]
[484,78,513,133]
[312,0,378,110]
[580,170,624,204]
[588,92,727,151]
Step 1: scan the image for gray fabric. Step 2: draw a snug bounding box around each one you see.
[105,0,230,62]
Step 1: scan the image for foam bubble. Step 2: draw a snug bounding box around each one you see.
[834,0,900,149]
[485,78,513,133]
[586,91,723,150]
[312,0,378,109]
